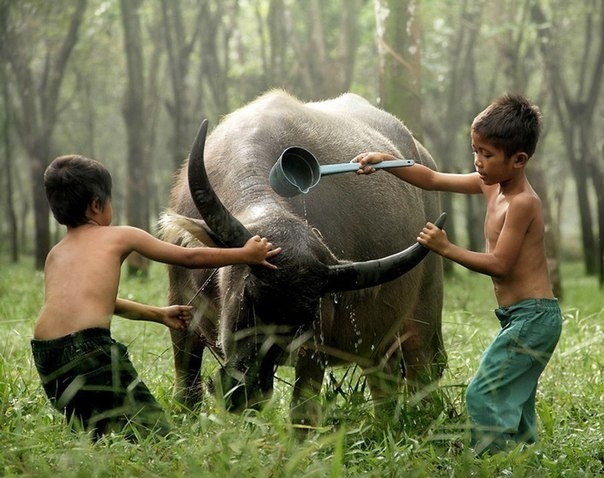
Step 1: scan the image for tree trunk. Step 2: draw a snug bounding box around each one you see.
[120,0,150,277]
[422,0,486,272]
[267,1,363,100]
[1,65,19,263]
[161,0,204,169]
[197,0,238,117]
[528,164,563,298]
[597,150,604,287]
[374,0,422,138]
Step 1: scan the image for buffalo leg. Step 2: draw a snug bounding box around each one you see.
[290,349,326,432]
[365,347,404,422]
[402,256,446,389]
[170,328,205,408]
[216,334,280,412]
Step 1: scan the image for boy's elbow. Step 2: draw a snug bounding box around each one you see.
[422,169,443,191]
[490,269,507,280]
[490,260,514,279]
[423,180,438,191]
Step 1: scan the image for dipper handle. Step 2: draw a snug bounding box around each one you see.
[319,159,414,176]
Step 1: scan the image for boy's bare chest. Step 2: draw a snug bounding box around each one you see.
[484,195,508,248]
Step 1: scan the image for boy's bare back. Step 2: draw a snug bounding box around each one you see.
[36,225,129,339]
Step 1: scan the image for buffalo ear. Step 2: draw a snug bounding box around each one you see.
[199,221,228,247]
[158,211,223,247]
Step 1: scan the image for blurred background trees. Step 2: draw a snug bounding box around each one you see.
[0,0,602,292]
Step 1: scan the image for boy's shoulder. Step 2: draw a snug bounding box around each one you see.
[498,175,542,208]
[510,187,542,208]
[505,189,543,225]
[54,224,135,248]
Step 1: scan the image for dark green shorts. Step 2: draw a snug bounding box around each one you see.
[466,298,562,455]
[31,328,170,440]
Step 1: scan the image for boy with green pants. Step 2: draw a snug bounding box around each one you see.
[354,93,562,455]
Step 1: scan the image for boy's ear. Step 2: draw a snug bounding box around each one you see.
[89,198,101,213]
[513,152,529,168]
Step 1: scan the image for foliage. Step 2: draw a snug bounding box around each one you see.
[1,258,602,476]
[0,1,600,257]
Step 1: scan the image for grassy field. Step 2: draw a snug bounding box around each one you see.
[1,257,602,477]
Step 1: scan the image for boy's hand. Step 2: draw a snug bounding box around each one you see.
[159,305,193,330]
[417,222,450,255]
[244,235,282,269]
[352,152,398,175]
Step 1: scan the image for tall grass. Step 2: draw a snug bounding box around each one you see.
[1,258,602,477]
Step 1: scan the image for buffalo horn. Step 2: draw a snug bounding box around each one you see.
[324,213,447,292]
[187,119,253,247]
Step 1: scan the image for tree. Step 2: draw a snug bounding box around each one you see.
[422,0,487,263]
[374,0,423,136]
[198,0,239,116]
[296,0,364,98]
[0,0,87,269]
[160,0,204,169]
[244,0,366,101]
[531,0,604,279]
[120,0,150,276]
[0,63,19,262]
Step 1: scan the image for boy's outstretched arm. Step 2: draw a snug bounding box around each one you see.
[120,227,282,271]
[418,194,536,279]
[115,298,193,330]
[352,152,483,195]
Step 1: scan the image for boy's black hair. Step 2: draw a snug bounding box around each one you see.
[44,155,113,228]
[471,93,542,158]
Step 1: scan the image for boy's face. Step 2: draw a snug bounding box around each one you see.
[471,131,524,186]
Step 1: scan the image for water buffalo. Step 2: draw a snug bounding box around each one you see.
[160,90,446,428]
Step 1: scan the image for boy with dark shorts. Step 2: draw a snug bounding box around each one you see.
[32,154,281,441]
[353,93,562,455]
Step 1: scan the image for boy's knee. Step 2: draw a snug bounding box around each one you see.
[466,377,498,428]
[465,379,484,418]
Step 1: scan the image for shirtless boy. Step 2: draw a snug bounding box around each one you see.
[354,93,562,455]
[32,154,281,440]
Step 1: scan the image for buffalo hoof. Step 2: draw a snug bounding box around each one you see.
[173,378,204,410]
[211,369,271,412]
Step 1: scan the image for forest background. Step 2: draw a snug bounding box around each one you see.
[0,0,602,296]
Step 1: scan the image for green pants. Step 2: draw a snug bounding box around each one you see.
[466,298,562,455]
[32,328,170,441]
